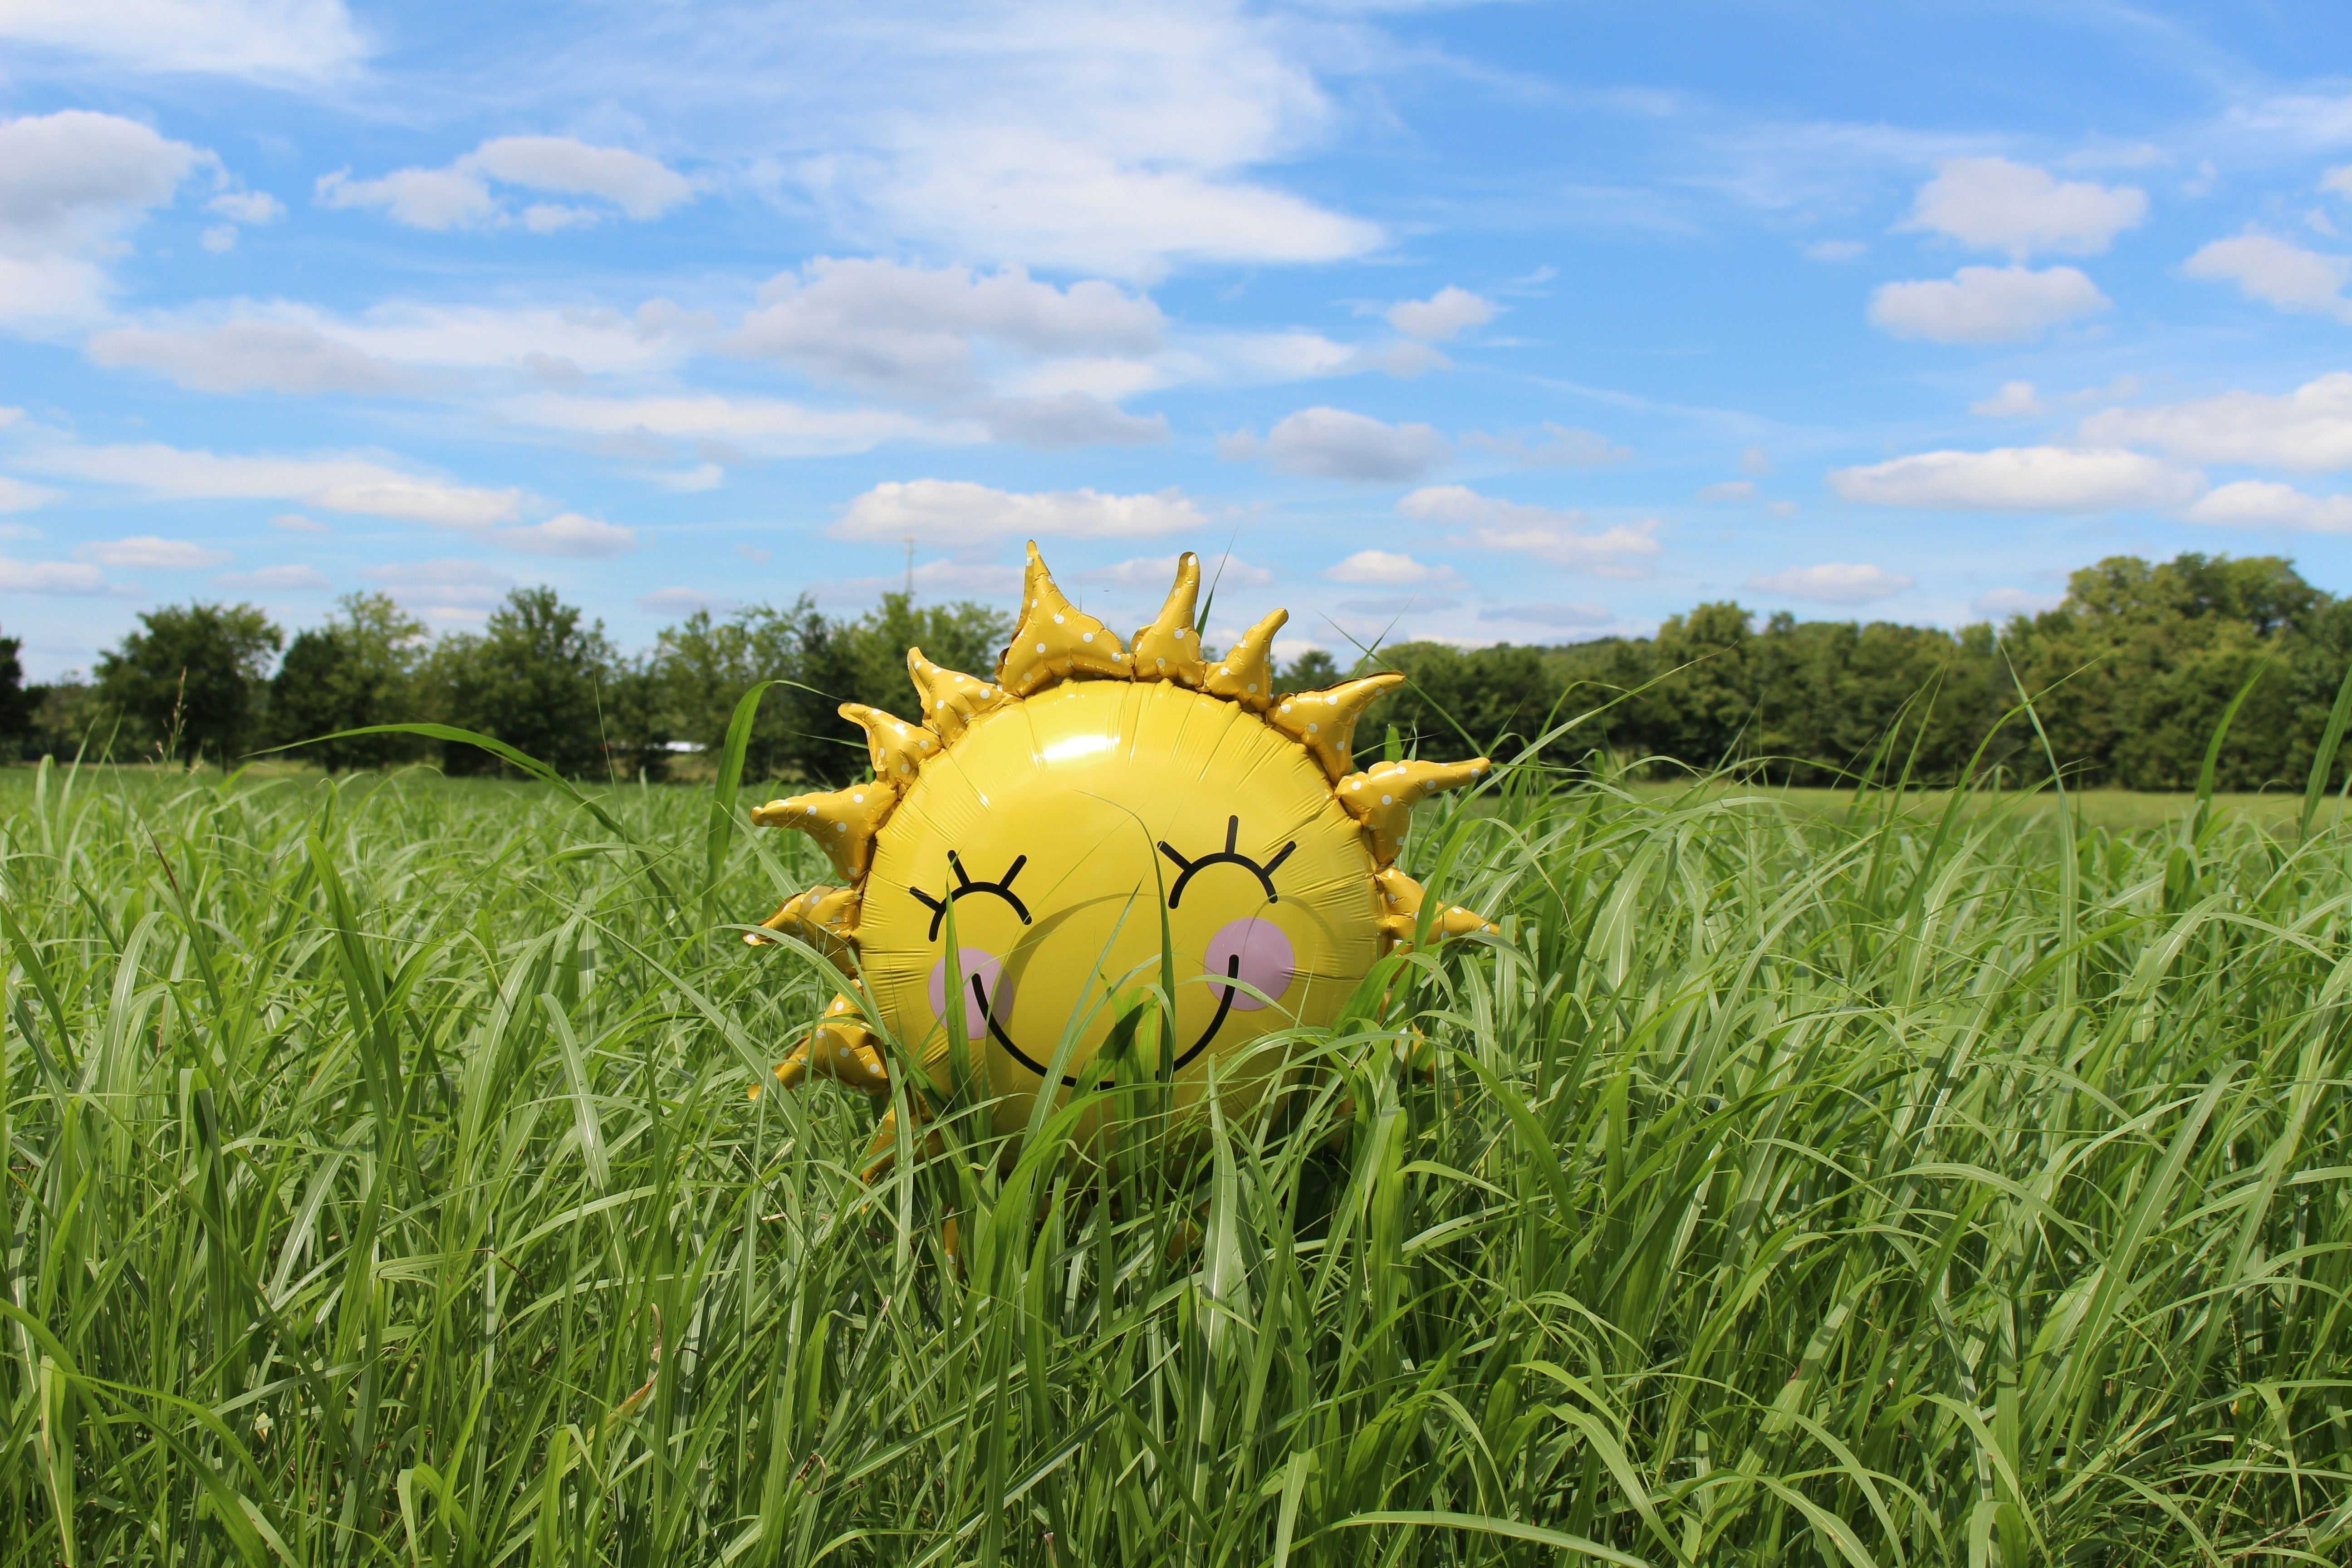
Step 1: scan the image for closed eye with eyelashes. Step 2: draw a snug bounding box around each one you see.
[909,850,1031,941]
[1157,815,1296,907]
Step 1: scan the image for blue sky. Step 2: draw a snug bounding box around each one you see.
[7,1,2352,679]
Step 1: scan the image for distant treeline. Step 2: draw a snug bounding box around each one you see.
[2,550,2344,792]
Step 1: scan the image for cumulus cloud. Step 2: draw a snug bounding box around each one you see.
[0,475,60,513]
[1219,407,1448,482]
[730,257,1163,400]
[1400,485,1661,577]
[1324,549,1458,587]
[1899,158,2146,258]
[1972,380,2048,417]
[215,563,330,591]
[318,135,691,230]
[0,556,109,594]
[0,110,205,326]
[1829,446,2205,511]
[978,394,1167,449]
[0,0,365,81]
[831,479,1207,545]
[88,319,420,394]
[23,441,529,526]
[1386,286,1495,342]
[1461,423,1629,467]
[2183,233,2352,320]
[637,587,735,614]
[1868,265,2109,343]
[1746,563,1915,603]
[2183,480,2352,532]
[492,513,636,557]
[2078,373,2352,470]
[76,534,230,568]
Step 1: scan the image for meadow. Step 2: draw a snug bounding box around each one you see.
[1,751,2347,1565]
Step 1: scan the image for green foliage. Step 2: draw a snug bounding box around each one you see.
[0,759,2346,1563]
[91,600,282,765]
[266,593,431,771]
[426,586,621,777]
[0,627,30,748]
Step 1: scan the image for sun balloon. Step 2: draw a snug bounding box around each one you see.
[745,542,1498,1160]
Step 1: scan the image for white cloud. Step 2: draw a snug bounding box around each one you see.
[207,188,283,224]
[0,475,59,512]
[2182,233,2352,321]
[1972,379,2047,417]
[318,136,692,231]
[2183,480,2352,532]
[1868,265,2109,343]
[1828,446,2205,511]
[1401,485,1661,577]
[24,441,527,525]
[215,563,329,591]
[1461,423,1629,467]
[1219,407,1448,482]
[1386,286,1494,342]
[316,165,494,230]
[1697,480,1756,503]
[831,479,1206,544]
[499,392,947,459]
[730,256,1163,399]
[2078,373,2352,471]
[1899,158,2146,258]
[0,556,108,594]
[88,319,420,394]
[76,534,230,568]
[1325,549,1458,587]
[271,513,329,533]
[1086,553,1271,589]
[638,587,735,614]
[978,394,1167,449]
[0,0,365,81]
[1746,563,1915,603]
[0,110,204,327]
[466,137,693,219]
[492,513,636,557]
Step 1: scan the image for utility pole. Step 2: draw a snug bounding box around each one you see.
[904,535,916,600]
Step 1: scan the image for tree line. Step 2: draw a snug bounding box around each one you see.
[2,549,2345,792]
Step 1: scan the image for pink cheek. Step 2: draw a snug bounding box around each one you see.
[927,947,1013,1039]
[1204,917,1295,1013]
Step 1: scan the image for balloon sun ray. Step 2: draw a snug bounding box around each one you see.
[746,540,1497,1173]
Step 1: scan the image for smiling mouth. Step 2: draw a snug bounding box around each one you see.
[969,952,1244,1088]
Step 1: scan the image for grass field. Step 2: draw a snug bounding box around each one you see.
[2,756,2347,1565]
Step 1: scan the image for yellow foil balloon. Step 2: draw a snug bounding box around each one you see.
[749,543,1496,1156]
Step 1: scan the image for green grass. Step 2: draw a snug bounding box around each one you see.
[2,757,2347,1564]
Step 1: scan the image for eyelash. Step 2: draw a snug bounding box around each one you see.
[910,851,1032,941]
[1157,816,1296,908]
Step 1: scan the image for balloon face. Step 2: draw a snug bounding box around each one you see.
[860,680,1379,1132]
[747,541,1500,1161]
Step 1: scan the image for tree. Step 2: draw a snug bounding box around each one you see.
[428,587,618,777]
[267,594,430,770]
[0,628,32,753]
[94,602,282,765]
